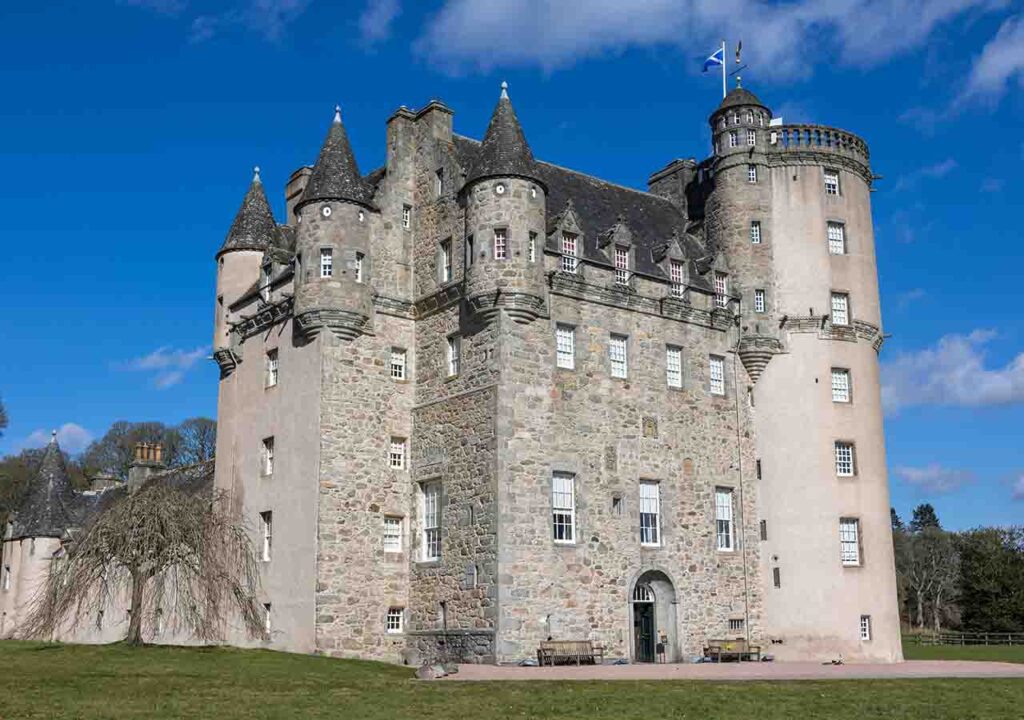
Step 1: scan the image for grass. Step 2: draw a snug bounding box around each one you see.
[902,637,1024,664]
[1,641,1023,720]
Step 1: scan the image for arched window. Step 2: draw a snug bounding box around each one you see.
[632,583,654,603]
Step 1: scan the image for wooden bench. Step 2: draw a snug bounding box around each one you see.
[537,640,605,666]
[705,638,761,662]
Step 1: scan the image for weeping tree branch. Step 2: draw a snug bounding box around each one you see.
[20,482,265,645]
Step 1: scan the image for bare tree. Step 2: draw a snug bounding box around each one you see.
[176,418,217,465]
[20,481,265,646]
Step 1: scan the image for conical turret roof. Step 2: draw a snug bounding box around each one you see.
[299,106,375,209]
[465,83,544,188]
[716,87,768,112]
[11,433,77,540]
[218,168,278,258]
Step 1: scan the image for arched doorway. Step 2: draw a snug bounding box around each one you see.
[630,570,677,663]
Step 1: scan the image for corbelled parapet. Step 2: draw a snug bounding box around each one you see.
[737,334,782,383]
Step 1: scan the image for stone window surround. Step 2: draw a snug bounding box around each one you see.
[665,345,683,389]
[609,333,629,379]
[265,348,279,389]
[639,480,661,547]
[831,367,852,403]
[493,227,508,261]
[386,607,405,634]
[555,323,575,370]
[438,238,453,284]
[418,478,442,564]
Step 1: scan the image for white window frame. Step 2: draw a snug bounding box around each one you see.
[354,252,364,283]
[609,334,628,379]
[714,272,729,308]
[835,441,856,477]
[828,222,846,255]
[840,518,861,566]
[262,437,274,475]
[421,481,441,561]
[552,472,576,544]
[446,335,461,378]
[831,292,850,325]
[529,232,537,263]
[747,164,757,183]
[710,355,725,396]
[383,516,402,553]
[639,481,661,547]
[614,245,630,285]
[386,607,404,634]
[440,239,453,283]
[263,603,272,633]
[728,130,738,148]
[825,169,840,196]
[389,437,406,469]
[746,129,756,146]
[390,348,407,380]
[561,232,579,273]
[831,368,851,403]
[265,349,279,388]
[555,324,575,370]
[715,487,735,551]
[402,204,411,229]
[260,511,272,562]
[754,289,766,313]
[666,345,683,388]
[320,248,333,278]
[493,228,507,261]
[260,263,272,302]
[750,221,762,244]
[860,615,872,641]
[669,260,685,297]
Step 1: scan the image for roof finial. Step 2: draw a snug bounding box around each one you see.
[253,166,261,183]
[500,81,508,100]
[333,104,342,123]
[735,74,742,89]
[50,429,58,443]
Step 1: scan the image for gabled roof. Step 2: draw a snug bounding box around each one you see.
[218,168,278,258]
[298,107,375,209]
[465,83,543,188]
[11,434,77,540]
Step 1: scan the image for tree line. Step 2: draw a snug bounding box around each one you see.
[893,504,1024,634]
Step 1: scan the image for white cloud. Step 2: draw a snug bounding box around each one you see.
[894,464,976,494]
[896,288,927,309]
[894,158,958,191]
[1013,475,1024,501]
[882,329,1024,413]
[359,0,401,46]
[959,14,1024,104]
[119,345,210,389]
[189,0,311,42]
[414,0,1008,77]
[22,423,94,455]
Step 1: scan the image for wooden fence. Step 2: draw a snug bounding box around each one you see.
[911,631,1024,646]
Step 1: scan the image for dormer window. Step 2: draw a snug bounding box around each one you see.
[614,245,629,285]
[561,232,579,273]
[320,248,333,278]
[669,260,685,297]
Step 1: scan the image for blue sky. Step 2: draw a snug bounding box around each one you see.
[1,1,1022,529]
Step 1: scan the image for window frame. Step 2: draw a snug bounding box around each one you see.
[383,516,402,553]
[555,324,575,370]
[259,510,272,562]
[709,355,726,396]
[715,487,735,552]
[750,221,762,245]
[402,204,412,229]
[389,437,406,470]
[835,440,856,477]
[262,437,274,476]
[528,231,537,263]
[831,368,851,403]
[840,517,862,566]
[421,481,442,562]
[446,335,461,378]
[754,289,766,313]
[824,169,841,196]
[828,221,847,255]
[390,348,407,380]
[666,345,683,389]
[746,129,756,146]
[609,333,628,379]
[747,164,757,183]
[354,252,364,283]
[860,614,872,641]
[639,480,661,547]
[561,232,579,274]
[265,348,279,388]
[614,245,630,285]
[669,260,685,297]
[831,292,850,326]
[493,228,508,261]
[714,272,729,308]
[439,238,453,283]
[320,248,333,279]
[728,130,738,148]
[551,471,576,545]
[386,607,404,634]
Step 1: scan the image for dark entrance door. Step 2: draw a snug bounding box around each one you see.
[633,602,655,663]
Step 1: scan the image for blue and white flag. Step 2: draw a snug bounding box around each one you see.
[703,46,724,73]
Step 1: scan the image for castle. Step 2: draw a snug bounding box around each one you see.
[3,82,902,664]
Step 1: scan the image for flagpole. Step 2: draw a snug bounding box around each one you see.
[721,40,727,99]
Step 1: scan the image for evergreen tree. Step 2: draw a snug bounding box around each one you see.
[910,503,941,533]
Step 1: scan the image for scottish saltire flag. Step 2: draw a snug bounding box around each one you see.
[703,46,724,73]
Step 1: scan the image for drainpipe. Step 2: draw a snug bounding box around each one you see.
[731,298,753,650]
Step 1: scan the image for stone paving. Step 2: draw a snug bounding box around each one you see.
[444,660,1024,681]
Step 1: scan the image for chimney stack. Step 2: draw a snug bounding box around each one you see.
[128,442,166,492]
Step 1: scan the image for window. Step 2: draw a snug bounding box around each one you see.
[840,518,861,566]
[529,232,537,263]
[729,618,745,632]
[756,459,762,481]
[2,565,9,591]
[354,252,364,283]
[493,228,507,260]
[860,615,872,641]
[383,516,402,553]
[446,335,461,377]
[715,487,734,551]
[824,169,840,195]
[754,289,766,313]
[759,519,767,541]
[390,348,407,380]
[561,232,579,273]
[555,324,575,369]
[421,482,441,561]
[259,511,272,562]
[389,437,406,469]
[262,437,274,475]
[714,272,729,308]
[639,481,660,546]
[831,368,851,403]
[440,239,452,282]
[835,441,856,477]
[666,346,683,388]
[669,260,685,297]
[746,129,756,146]
[709,355,725,396]
[263,603,272,633]
[830,292,850,325]
[750,221,762,244]
[320,248,333,278]
[435,167,444,197]
[745,111,754,124]
[386,607,404,634]
[728,130,738,148]
[828,222,846,255]
[773,567,781,588]
[260,264,271,302]
[747,164,757,183]
[614,246,630,285]
[402,204,411,229]
[609,334,628,379]
[265,349,279,388]
[552,472,576,544]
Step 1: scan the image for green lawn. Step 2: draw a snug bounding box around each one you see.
[1,641,1023,720]
[903,637,1024,664]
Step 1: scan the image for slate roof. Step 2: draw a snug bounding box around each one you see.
[299,108,375,209]
[10,436,77,540]
[218,171,278,258]
[717,87,767,112]
[465,86,543,188]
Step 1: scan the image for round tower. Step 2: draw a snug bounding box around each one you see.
[461,82,547,324]
[292,106,375,341]
[707,85,900,661]
[214,167,277,373]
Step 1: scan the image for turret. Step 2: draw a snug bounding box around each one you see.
[10,432,75,541]
[292,106,375,340]
[461,82,547,324]
[214,168,277,374]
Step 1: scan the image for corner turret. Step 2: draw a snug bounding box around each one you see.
[10,432,75,541]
